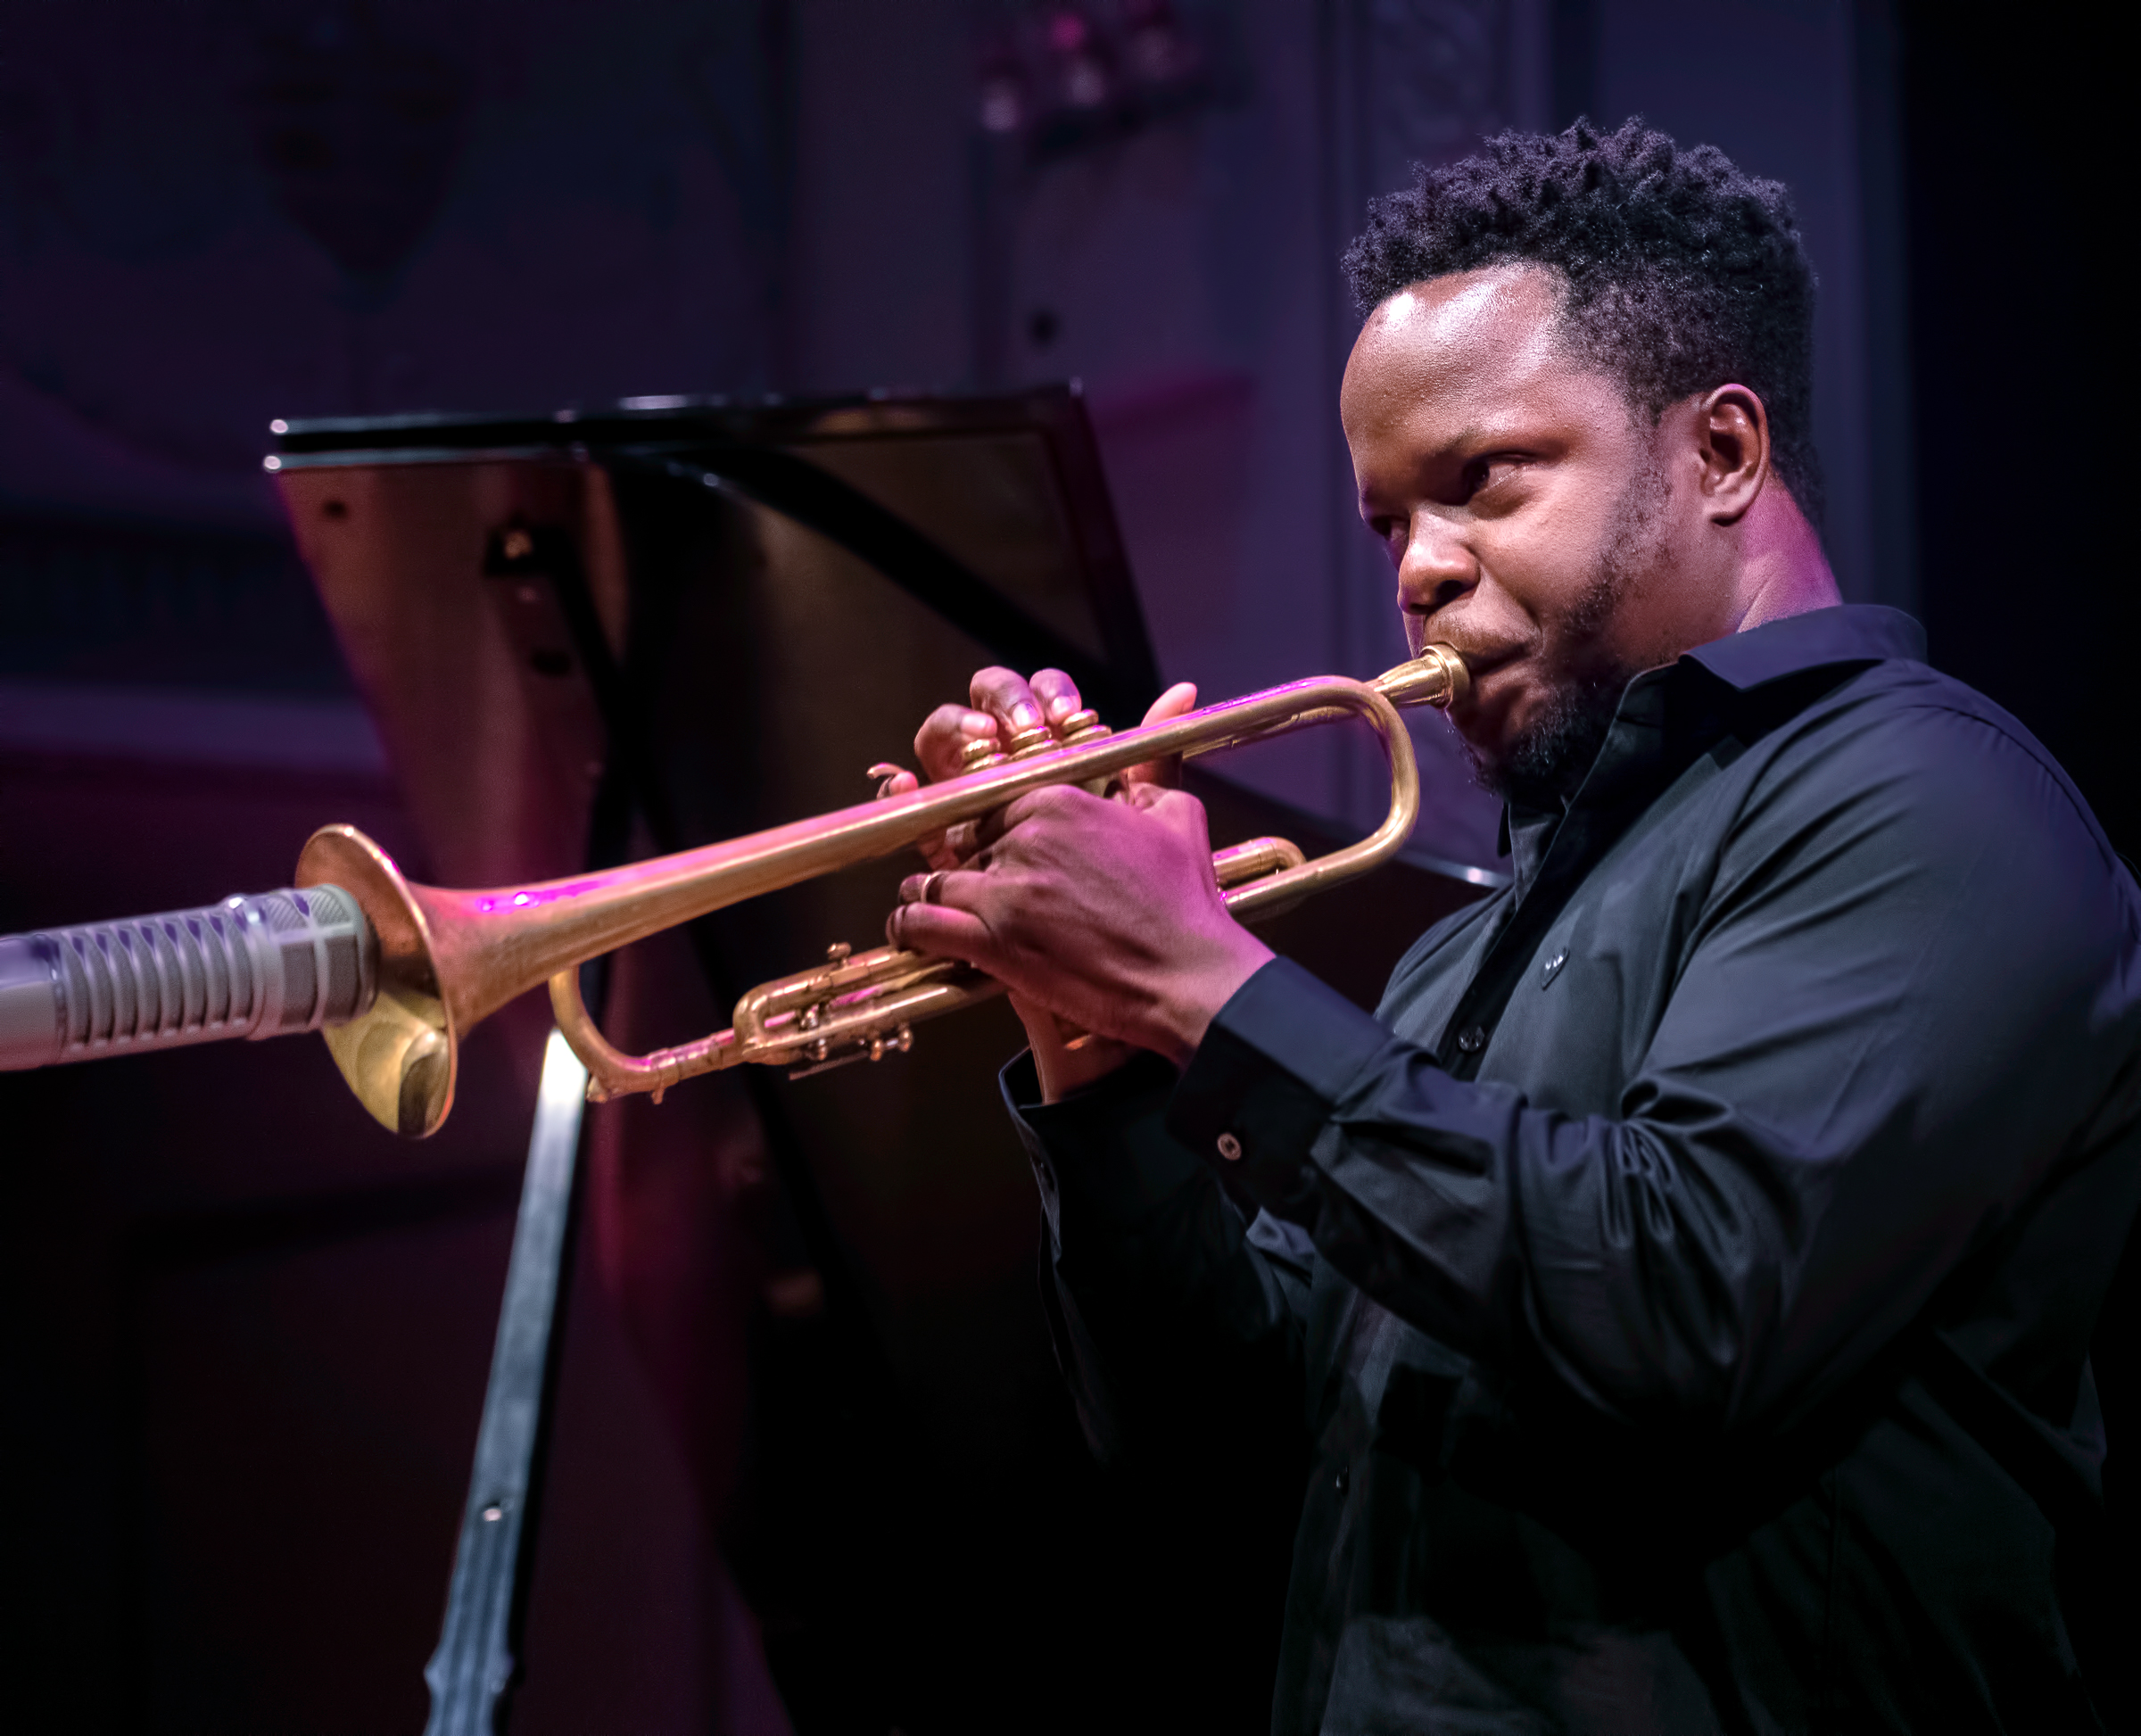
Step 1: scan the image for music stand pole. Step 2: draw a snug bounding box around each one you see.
[421,1028,589,1734]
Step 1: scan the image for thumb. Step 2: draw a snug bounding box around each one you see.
[1125,681,1198,789]
[1141,681,1198,728]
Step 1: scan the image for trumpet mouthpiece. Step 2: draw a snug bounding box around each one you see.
[1374,644,1469,712]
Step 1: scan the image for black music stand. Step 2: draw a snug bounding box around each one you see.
[273,386,1161,1732]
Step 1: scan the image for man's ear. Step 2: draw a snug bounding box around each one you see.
[1693,384,1770,525]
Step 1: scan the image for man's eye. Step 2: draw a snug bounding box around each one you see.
[1463,459,1501,499]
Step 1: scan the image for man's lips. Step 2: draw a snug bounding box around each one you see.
[1403,613,1533,721]
[1405,612,1521,680]
[1412,638,1531,737]
[1449,641,1522,679]
[1427,638,1525,699]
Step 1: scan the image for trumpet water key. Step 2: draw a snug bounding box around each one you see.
[0,647,1467,1137]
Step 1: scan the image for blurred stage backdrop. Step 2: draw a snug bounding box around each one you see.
[0,3,2120,1732]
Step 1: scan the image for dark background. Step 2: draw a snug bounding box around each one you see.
[0,3,2126,1732]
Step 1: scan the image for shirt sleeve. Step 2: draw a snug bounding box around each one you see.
[1004,1049,1312,1465]
[1166,704,2141,1437]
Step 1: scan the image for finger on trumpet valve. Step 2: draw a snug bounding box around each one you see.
[959,736,1011,773]
[1057,707,1114,790]
[1002,719,1060,761]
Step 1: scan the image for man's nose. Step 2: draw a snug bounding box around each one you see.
[1397,516,1476,614]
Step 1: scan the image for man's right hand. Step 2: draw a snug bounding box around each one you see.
[874,665,1199,1099]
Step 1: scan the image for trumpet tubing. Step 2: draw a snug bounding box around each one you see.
[3,647,1467,1137]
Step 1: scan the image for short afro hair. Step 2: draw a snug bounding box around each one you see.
[1343,118,1823,524]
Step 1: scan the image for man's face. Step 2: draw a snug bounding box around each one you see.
[1340,265,1716,802]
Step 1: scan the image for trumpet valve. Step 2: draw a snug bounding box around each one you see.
[959,737,1011,773]
[1002,720,1059,761]
[1056,709,1115,791]
[1056,709,1108,747]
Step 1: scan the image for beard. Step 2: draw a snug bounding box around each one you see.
[1473,663,1625,810]
[1465,453,1669,811]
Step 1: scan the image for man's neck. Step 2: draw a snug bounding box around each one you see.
[1725,485,1843,634]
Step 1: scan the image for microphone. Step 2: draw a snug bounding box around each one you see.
[0,886,376,1072]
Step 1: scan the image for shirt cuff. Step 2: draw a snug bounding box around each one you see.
[999,1048,1208,1236]
[1164,955,1394,1195]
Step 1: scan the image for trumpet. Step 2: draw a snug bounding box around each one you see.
[0,647,1467,1137]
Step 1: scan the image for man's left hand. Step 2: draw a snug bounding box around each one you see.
[888,781,1274,1070]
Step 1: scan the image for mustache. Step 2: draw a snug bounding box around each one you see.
[1402,615,1523,679]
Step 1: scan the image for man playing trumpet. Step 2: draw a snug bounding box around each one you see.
[880,121,2138,1732]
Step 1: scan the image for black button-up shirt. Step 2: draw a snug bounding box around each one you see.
[1006,607,2141,1732]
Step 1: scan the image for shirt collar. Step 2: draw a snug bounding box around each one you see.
[1496,606,1924,884]
[1679,604,1923,691]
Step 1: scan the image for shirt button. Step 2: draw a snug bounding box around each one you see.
[1216,1131,1244,1161]
[1456,1024,1486,1054]
[1334,1466,1350,1497]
